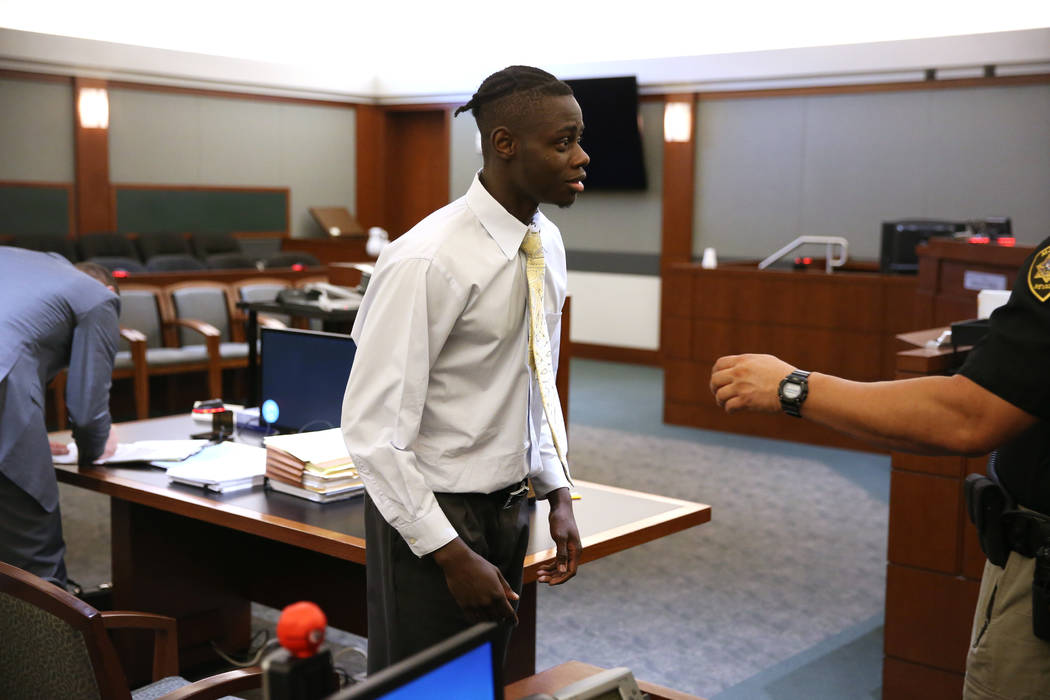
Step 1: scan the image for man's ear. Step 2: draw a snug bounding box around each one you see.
[490,126,516,161]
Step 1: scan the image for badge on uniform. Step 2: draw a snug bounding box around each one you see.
[1028,244,1050,302]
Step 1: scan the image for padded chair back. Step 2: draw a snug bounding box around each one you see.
[12,233,79,262]
[167,282,234,345]
[145,254,207,272]
[0,561,129,700]
[205,252,257,270]
[119,286,166,349]
[78,233,138,261]
[87,257,148,274]
[137,232,191,260]
[234,278,292,325]
[191,232,240,258]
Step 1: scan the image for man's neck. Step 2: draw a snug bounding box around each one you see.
[478,169,537,226]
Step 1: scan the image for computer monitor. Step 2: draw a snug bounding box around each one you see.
[330,623,503,700]
[260,327,356,434]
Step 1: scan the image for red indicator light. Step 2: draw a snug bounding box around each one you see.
[996,237,1015,247]
[969,236,990,244]
[802,257,812,265]
[291,263,305,271]
[113,269,129,278]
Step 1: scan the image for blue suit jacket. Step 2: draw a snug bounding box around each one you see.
[0,248,119,512]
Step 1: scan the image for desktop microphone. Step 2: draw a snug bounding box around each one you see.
[277,601,327,658]
[263,601,339,699]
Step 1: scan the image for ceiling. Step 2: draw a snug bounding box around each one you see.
[1,1,1049,101]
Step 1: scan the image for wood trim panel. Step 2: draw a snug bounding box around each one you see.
[884,563,980,673]
[660,94,696,265]
[73,77,114,235]
[355,105,386,229]
[882,657,964,700]
[572,343,661,366]
[887,470,965,574]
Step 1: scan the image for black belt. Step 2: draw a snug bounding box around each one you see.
[436,478,529,510]
[1004,510,1050,559]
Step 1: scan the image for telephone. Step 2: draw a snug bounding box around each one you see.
[299,282,362,311]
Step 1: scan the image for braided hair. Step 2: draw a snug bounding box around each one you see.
[455,66,573,155]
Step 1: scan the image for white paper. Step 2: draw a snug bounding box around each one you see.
[52,440,210,465]
[161,441,266,486]
[263,428,350,464]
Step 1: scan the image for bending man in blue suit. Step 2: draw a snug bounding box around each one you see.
[0,248,120,588]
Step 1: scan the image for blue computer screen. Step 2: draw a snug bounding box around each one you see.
[260,328,356,434]
[374,642,494,699]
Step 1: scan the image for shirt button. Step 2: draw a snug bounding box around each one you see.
[408,537,417,545]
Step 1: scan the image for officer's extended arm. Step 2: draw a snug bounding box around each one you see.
[710,353,1037,456]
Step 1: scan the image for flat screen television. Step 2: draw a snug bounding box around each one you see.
[564,76,647,191]
[330,622,502,700]
[260,327,356,434]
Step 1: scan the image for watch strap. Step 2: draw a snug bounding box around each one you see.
[778,370,811,418]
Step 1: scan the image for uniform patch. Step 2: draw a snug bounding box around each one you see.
[1029,244,1050,302]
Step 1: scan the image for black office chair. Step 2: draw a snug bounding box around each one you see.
[78,233,144,273]
[11,232,80,262]
[145,254,208,272]
[187,232,257,269]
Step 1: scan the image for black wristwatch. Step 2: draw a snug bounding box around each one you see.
[778,370,811,418]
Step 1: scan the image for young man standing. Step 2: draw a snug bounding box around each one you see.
[342,66,588,672]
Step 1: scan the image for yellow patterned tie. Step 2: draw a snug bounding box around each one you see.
[521,229,570,480]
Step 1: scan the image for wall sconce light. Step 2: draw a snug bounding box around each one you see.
[78,88,109,129]
[664,101,692,143]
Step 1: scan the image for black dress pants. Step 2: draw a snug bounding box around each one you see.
[363,488,530,674]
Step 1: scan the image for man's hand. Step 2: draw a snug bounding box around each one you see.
[432,538,519,624]
[537,487,581,585]
[49,442,70,456]
[100,430,119,462]
[710,354,795,414]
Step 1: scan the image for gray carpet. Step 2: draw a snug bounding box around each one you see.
[534,424,887,698]
[54,359,891,698]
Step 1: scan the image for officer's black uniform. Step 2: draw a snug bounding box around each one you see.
[955,234,1050,699]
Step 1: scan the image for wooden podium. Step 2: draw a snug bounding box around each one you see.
[883,330,985,699]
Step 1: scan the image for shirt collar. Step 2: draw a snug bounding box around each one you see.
[466,172,534,261]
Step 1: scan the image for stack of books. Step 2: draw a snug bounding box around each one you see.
[263,428,364,503]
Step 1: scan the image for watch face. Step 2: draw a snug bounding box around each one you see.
[782,382,802,400]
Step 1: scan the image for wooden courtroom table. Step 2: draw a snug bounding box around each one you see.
[51,415,710,685]
[506,661,706,700]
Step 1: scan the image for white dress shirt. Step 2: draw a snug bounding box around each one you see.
[342,174,571,557]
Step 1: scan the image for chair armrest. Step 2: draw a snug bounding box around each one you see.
[165,317,221,338]
[257,313,288,330]
[157,666,263,700]
[119,327,148,345]
[164,318,221,356]
[100,610,179,679]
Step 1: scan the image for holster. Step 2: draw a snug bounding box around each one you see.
[965,471,1050,641]
[965,473,1010,567]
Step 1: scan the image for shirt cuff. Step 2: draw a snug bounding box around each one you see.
[529,459,572,498]
[396,506,460,557]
